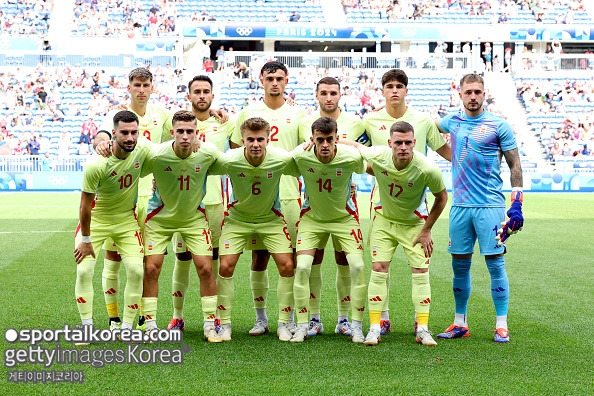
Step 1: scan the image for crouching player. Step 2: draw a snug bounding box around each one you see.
[140,110,222,342]
[74,111,149,336]
[291,116,368,343]
[210,117,299,342]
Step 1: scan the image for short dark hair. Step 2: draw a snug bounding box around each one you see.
[311,116,337,135]
[316,77,340,91]
[187,75,213,92]
[241,117,270,137]
[260,61,288,77]
[128,67,153,83]
[172,110,196,125]
[390,121,414,136]
[460,73,484,87]
[381,69,408,87]
[113,110,139,127]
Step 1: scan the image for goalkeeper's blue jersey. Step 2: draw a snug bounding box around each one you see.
[439,110,517,208]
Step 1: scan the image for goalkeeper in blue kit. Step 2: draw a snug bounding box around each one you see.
[436,74,524,343]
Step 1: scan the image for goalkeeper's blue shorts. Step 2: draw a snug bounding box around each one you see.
[448,206,506,256]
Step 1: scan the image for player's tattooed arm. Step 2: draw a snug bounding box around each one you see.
[503,148,523,188]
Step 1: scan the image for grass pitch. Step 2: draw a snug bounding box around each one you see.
[0,192,592,395]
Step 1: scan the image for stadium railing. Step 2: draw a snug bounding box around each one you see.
[0,52,178,68]
[0,156,83,173]
[223,51,474,71]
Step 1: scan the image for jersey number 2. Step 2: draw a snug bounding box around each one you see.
[270,126,279,142]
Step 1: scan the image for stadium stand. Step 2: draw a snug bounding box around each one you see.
[0,0,593,178]
[70,0,324,37]
[516,75,594,162]
[343,0,591,24]
[0,0,53,36]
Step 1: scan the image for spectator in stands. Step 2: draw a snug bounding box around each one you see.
[551,39,563,70]
[202,40,212,64]
[562,142,572,156]
[204,57,214,73]
[37,133,49,153]
[248,75,260,90]
[483,43,493,72]
[548,141,562,160]
[41,152,53,171]
[233,61,249,79]
[462,41,471,55]
[503,47,512,72]
[35,86,47,109]
[12,140,25,155]
[27,136,40,155]
[582,144,591,156]
[49,104,65,123]
[498,12,509,24]
[289,11,301,22]
[216,45,226,71]
[276,9,289,22]
[78,128,93,153]
[108,75,120,89]
[57,130,71,161]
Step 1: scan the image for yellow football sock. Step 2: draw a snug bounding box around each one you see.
[250,270,268,309]
[122,256,143,324]
[277,276,294,323]
[347,254,367,322]
[412,272,431,327]
[336,264,351,317]
[172,258,191,319]
[75,260,96,320]
[294,255,313,324]
[102,258,120,318]
[309,264,322,315]
[216,274,234,324]
[201,295,218,322]
[368,271,388,325]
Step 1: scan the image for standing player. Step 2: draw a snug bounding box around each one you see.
[361,69,451,336]
[345,121,448,346]
[166,75,234,331]
[436,74,524,343]
[74,111,149,334]
[93,67,173,331]
[140,110,222,342]
[93,68,226,331]
[230,61,306,336]
[291,117,367,343]
[298,77,366,337]
[212,117,298,342]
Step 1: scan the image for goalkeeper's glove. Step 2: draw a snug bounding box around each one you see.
[496,221,514,246]
[506,189,524,232]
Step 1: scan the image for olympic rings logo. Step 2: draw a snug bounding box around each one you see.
[235,27,253,36]
[48,175,69,185]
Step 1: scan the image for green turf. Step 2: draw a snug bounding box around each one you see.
[0,192,592,394]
